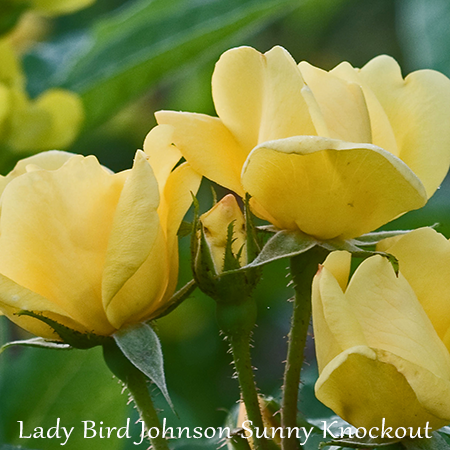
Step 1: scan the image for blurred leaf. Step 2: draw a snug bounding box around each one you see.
[0,446,39,450]
[398,0,450,74]
[0,346,128,449]
[113,322,173,410]
[25,0,298,129]
[0,1,29,36]
[403,432,450,449]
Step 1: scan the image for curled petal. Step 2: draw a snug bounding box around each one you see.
[316,346,450,430]
[242,136,427,239]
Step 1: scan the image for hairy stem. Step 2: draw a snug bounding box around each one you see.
[281,247,328,450]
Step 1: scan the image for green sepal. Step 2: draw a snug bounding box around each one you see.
[150,279,197,320]
[223,221,244,272]
[350,229,415,246]
[242,229,400,275]
[113,322,174,411]
[16,310,111,349]
[192,193,261,305]
[0,337,72,354]
[246,229,317,268]
[244,193,262,263]
[319,437,401,449]
[177,220,193,238]
[191,194,217,297]
[321,240,399,275]
[402,432,450,450]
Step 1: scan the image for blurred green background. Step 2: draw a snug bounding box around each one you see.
[1,0,450,449]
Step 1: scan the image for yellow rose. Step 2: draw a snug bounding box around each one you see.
[0,38,84,152]
[156,46,450,240]
[312,228,450,432]
[0,127,201,339]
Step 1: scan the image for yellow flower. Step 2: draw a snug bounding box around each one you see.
[0,127,201,339]
[12,0,95,16]
[0,39,84,152]
[312,228,450,431]
[156,46,450,240]
[200,194,247,274]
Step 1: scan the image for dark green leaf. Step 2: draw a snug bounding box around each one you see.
[0,1,29,36]
[26,0,298,128]
[0,337,71,354]
[113,323,173,410]
[403,432,450,450]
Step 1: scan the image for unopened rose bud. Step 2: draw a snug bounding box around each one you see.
[200,194,247,274]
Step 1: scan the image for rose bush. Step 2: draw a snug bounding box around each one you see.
[0,125,200,338]
[156,46,450,240]
[312,228,450,431]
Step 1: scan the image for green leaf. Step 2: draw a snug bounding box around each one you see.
[246,230,318,268]
[26,0,299,128]
[0,347,129,449]
[113,323,173,410]
[403,432,450,450]
[0,445,40,450]
[0,337,71,354]
[398,0,450,76]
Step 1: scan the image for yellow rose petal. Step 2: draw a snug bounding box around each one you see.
[377,227,450,350]
[360,55,450,197]
[102,151,164,328]
[143,124,183,194]
[316,346,450,430]
[0,155,123,334]
[330,61,399,156]
[156,111,245,195]
[346,255,450,379]
[299,61,372,144]
[212,46,316,150]
[242,136,427,239]
[157,162,201,304]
